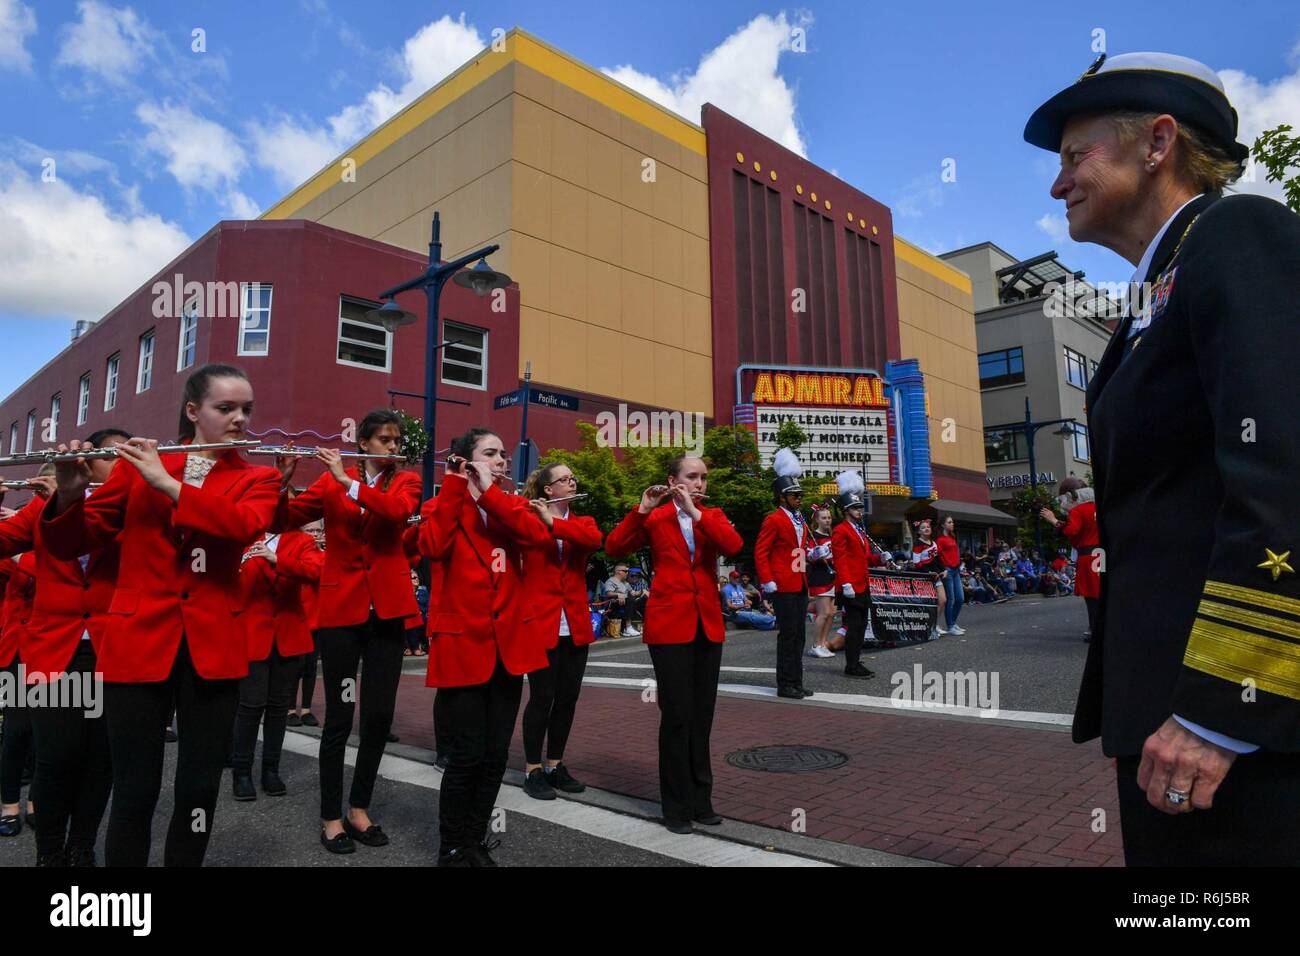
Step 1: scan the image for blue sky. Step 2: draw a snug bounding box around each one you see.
[1,0,1296,398]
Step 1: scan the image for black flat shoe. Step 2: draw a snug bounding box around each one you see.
[343,818,389,847]
[261,769,286,797]
[523,768,556,800]
[844,663,875,679]
[776,687,804,700]
[232,771,256,801]
[663,819,693,835]
[694,812,723,826]
[320,829,355,854]
[301,713,319,727]
[285,713,302,727]
[0,814,21,837]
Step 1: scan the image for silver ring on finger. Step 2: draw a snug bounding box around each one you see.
[1164,787,1190,807]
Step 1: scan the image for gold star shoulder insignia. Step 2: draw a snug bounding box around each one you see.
[1257,548,1294,582]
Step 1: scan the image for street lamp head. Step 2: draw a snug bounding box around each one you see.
[366,299,419,333]
[453,258,511,297]
[1053,421,1076,437]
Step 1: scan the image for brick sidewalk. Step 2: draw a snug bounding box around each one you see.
[389,674,1124,867]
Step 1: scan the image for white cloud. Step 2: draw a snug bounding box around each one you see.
[0,161,190,320]
[0,0,37,73]
[1219,63,1300,203]
[250,13,485,190]
[137,102,254,217]
[602,12,810,155]
[11,139,115,177]
[892,173,949,219]
[55,1,153,85]
[1035,212,1070,242]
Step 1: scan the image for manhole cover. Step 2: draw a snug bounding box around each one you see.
[724,745,848,773]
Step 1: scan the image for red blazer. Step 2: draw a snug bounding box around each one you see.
[277,469,421,628]
[754,508,809,593]
[240,531,324,661]
[605,502,742,645]
[0,552,36,668]
[831,520,883,594]
[41,449,281,682]
[0,493,120,678]
[417,474,550,687]
[1062,501,1101,599]
[521,510,603,649]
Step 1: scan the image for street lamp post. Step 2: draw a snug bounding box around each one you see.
[366,212,510,502]
[1021,396,1077,560]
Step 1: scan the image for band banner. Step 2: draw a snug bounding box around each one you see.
[866,569,939,645]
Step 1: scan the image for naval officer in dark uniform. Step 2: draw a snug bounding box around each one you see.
[1024,51,1300,865]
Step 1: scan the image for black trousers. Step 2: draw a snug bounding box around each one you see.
[1116,751,1300,865]
[230,647,302,774]
[295,636,319,711]
[29,642,113,859]
[1084,597,1098,635]
[103,639,239,867]
[0,660,34,806]
[436,657,523,853]
[647,625,722,825]
[522,636,589,764]
[317,612,405,820]
[841,593,872,667]
[771,590,807,691]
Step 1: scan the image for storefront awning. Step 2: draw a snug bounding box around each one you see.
[928,498,1019,526]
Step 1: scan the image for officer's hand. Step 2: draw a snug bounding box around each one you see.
[1137,716,1238,815]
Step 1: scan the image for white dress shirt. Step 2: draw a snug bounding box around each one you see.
[675,504,695,560]
[1127,193,1202,336]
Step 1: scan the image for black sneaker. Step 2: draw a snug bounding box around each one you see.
[523,768,556,800]
[548,763,585,794]
[437,847,473,867]
[301,713,319,727]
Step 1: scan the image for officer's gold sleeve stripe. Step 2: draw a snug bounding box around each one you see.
[1198,599,1300,642]
[1204,580,1300,620]
[1184,619,1300,701]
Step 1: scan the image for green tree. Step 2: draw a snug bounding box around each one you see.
[1008,484,1067,556]
[1252,124,1300,213]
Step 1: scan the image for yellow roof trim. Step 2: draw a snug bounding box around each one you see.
[262,29,705,222]
[894,236,973,294]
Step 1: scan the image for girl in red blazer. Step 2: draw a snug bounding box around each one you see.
[230,525,324,801]
[605,454,743,834]
[417,427,550,866]
[44,364,281,867]
[518,463,604,801]
[0,549,36,840]
[274,408,421,855]
[289,518,325,726]
[0,432,127,865]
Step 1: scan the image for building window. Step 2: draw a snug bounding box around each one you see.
[978,347,1025,389]
[137,331,155,393]
[336,296,390,371]
[178,298,199,371]
[1072,422,1091,462]
[49,394,61,444]
[77,373,91,426]
[238,283,272,355]
[984,427,1030,464]
[7,423,16,456]
[1089,358,1099,381]
[25,410,36,453]
[105,353,120,410]
[1064,346,1088,390]
[441,322,487,390]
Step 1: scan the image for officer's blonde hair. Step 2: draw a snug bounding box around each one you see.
[1107,111,1245,193]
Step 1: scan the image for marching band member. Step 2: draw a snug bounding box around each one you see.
[518,463,603,800]
[1039,477,1100,641]
[230,523,324,801]
[0,549,36,839]
[830,471,883,679]
[805,505,837,658]
[755,449,812,699]
[0,431,128,865]
[606,455,743,834]
[42,364,281,867]
[288,518,325,726]
[417,427,549,866]
[910,518,947,640]
[274,409,421,855]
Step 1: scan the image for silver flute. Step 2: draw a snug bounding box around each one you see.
[545,493,589,504]
[0,439,263,467]
[248,446,406,462]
